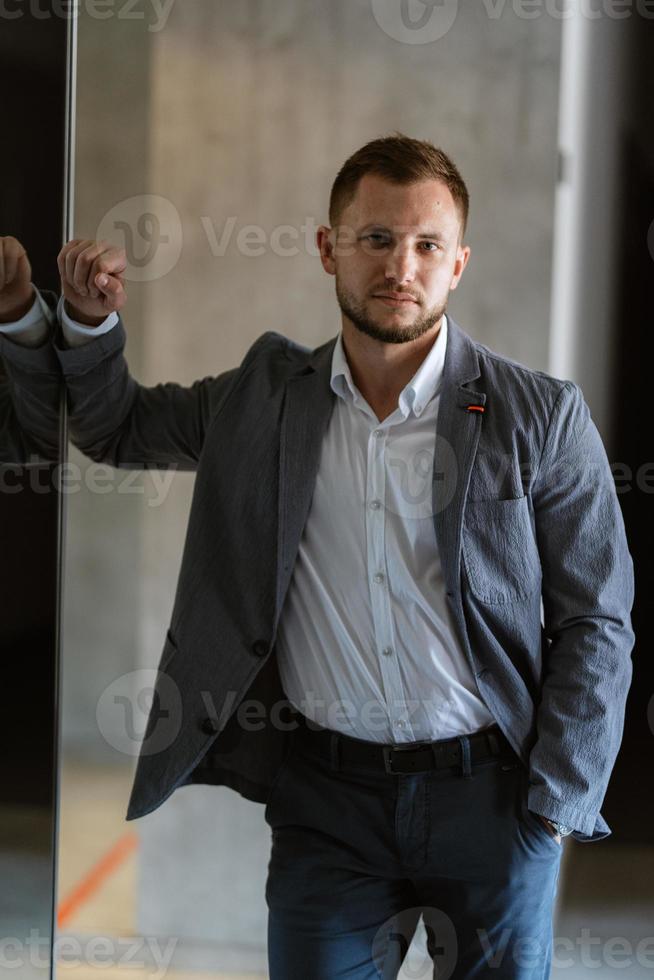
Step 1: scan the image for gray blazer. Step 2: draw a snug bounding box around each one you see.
[0,289,62,464]
[52,313,635,843]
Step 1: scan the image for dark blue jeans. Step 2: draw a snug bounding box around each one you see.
[264,718,564,979]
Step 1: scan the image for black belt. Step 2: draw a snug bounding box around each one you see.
[293,712,514,775]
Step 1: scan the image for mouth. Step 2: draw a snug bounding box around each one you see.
[372,293,418,307]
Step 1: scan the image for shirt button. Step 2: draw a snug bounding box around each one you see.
[374,429,384,438]
[373,572,385,584]
[369,500,381,510]
[382,646,393,657]
[395,719,405,729]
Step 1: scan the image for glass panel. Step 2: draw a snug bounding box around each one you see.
[0,6,71,980]
[61,4,650,979]
[60,6,562,976]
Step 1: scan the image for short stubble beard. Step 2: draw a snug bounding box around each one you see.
[335,276,446,345]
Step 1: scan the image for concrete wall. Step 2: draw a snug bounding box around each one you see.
[67,0,562,969]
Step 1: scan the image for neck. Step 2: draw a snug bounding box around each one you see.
[341,316,443,422]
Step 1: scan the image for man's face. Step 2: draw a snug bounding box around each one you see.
[318,174,470,345]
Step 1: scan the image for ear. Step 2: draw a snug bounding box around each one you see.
[317,225,337,276]
[450,244,471,291]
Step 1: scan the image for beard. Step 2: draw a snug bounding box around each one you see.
[335,276,446,345]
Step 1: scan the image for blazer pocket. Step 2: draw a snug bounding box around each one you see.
[462,496,541,605]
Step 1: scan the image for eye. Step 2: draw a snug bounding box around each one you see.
[363,234,390,247]
[420,242,440,252]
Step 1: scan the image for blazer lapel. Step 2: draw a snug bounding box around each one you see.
[274,338,337,630]
[432,317,486,594]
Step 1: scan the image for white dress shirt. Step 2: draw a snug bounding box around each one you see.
[0,285,56,346]
[2,298,496,744]
[276,316,496,743]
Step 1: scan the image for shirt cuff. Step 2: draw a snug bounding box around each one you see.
[0,284,53,348]
[58,294,119,349]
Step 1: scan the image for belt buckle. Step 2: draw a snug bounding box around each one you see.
[382,739,432,775]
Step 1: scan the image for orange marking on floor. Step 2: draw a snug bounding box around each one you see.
[57,831,139,928]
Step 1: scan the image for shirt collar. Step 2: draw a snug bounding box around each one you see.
[330,314,448,419]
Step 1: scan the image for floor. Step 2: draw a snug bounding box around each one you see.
[54,758,654,979]
[56,758,266,979]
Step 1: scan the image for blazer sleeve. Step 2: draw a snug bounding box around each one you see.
[54,317,276,470]
[0,288,63,465]
[51,315,275,471]
[527,380,635,832]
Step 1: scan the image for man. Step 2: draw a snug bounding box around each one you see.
[5,134,634,978]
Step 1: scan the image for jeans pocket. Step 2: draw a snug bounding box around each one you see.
[517,770,562,849]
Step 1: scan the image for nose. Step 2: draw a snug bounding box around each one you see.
[383,243,417,286]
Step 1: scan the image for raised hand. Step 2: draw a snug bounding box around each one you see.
[57,239,127,326]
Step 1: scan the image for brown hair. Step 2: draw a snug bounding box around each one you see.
[329,131,469,239]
